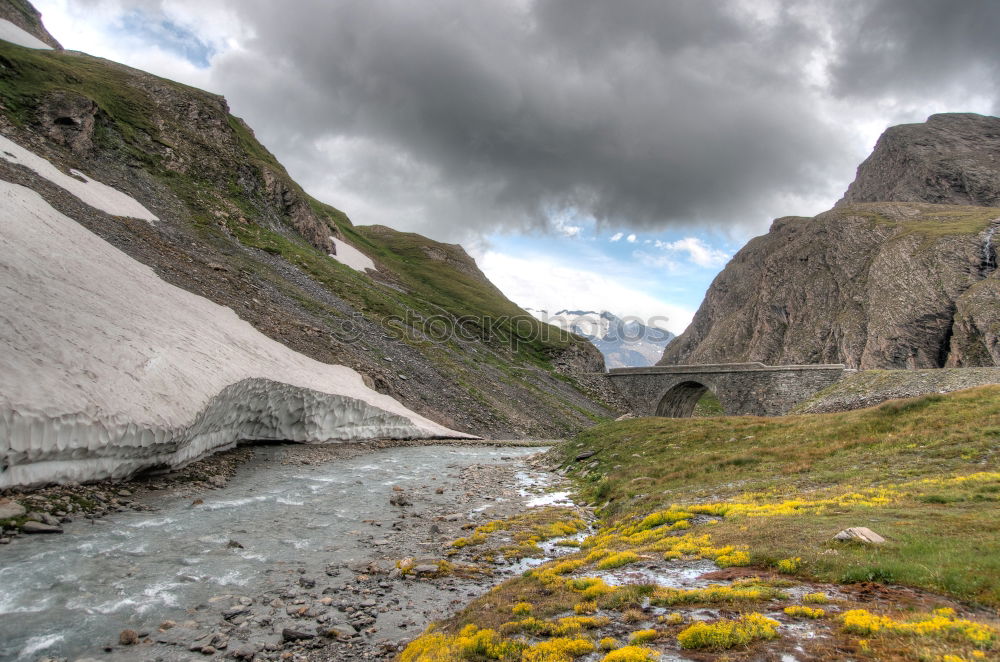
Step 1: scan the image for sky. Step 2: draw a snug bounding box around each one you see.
[31,0,1000,334]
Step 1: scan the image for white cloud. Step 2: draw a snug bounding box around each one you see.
[654,237,730,268]
[626,234,637,243]
[478,251,694,334]
[609,232,624,242]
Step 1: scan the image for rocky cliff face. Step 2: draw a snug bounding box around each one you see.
[0,18,613,441]
[839,113,1000,208]
[661,113,1000,370]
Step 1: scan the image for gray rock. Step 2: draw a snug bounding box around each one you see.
[281,626,315,642]
[834,526,886,544]
[0,498,26,520]
[230,642,261,659]
[839,113,1000,208]
[155,626,201,646]
[412,564,438,576]
[389,492,412,507]
[222,606,250,620]
[21,521,63,534]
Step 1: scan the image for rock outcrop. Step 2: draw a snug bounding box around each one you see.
[661,113,1000,370]
[839,113,1000,208]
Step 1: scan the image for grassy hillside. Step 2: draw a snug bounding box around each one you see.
[399,388,1000,661]
[0,39,612,436]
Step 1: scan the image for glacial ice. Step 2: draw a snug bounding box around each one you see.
[0,19,53,50]
[0,179,473,487]
[329,236,377,272]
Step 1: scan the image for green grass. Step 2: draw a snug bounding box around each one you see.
[692,390,724,416]
[555,387,1000,606]
[834,202,1000,251]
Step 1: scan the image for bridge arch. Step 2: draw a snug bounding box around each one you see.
[654,378,722,417]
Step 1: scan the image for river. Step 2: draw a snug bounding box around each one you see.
[0,443,561,661]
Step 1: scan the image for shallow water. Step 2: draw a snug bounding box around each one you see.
[0,444,541,661]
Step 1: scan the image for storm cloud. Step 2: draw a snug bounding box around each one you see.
[45,0,1000,240]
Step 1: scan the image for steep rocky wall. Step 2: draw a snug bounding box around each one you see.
[661,113,1000,371]
[838,113,1000,208]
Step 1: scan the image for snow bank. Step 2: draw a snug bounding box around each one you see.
[0,18,52,50]
[329,236,376,272]
[0,180,473,487]
[0,134,158,222]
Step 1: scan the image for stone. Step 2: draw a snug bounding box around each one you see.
[834,527,886,544]
[389,492,411,507]
[574,450,597,461]
[118,629,139,646]
[155,626,201,646]
[230,642,261,659]
[0,498,26,520]
[223,606,250,620]
[281,626,315,642]
[21,521,62,534]
[208,475,227,488]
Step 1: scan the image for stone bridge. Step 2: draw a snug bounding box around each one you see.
[607,363,847,417]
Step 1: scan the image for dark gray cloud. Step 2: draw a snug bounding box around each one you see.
[829,0,1000,109]
[77,0,1000,239]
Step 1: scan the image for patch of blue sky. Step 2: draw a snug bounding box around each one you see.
[116,10,215,68]
[485,219,743,313]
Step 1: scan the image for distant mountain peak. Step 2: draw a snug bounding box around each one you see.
[530,308,675,369]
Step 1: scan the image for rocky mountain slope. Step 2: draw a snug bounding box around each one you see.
[660,113,1000,370]
[528,309,674,369]
[0,6,616,456]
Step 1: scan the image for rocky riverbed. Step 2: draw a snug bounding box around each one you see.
[0,440,583,662]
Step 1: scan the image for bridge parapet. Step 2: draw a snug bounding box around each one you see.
[609,362,846,375]
[607,363,847,417]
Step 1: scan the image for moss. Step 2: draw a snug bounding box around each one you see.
[677,613,780,650]
[784,605,826,619]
